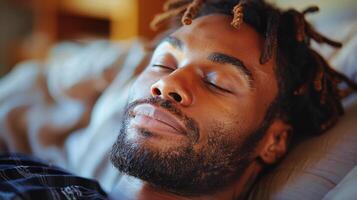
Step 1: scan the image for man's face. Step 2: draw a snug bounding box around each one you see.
[111,14,278,195]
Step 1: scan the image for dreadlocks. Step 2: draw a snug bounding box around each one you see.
[150,0,357,142]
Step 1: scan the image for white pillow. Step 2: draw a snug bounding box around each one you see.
[323,165,357,200]
[248,95,357,200]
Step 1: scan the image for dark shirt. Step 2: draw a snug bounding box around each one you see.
[0,153,108,200]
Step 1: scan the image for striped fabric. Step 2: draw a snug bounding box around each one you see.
[0,154,108,200]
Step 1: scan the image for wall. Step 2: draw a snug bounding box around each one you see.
[0,0,33,76]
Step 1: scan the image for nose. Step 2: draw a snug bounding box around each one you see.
[150,73,193,106]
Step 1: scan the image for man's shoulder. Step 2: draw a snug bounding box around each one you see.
[0,153,108,200]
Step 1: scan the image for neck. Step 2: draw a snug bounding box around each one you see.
[111,161,263,200]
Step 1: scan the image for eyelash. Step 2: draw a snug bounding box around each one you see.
[152,64,232,94]
[152,64,175,71]
[204,79,232,94]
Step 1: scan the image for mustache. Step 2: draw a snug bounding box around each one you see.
[124,96,200,143]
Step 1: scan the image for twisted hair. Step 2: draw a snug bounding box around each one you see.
[150,0,357,141]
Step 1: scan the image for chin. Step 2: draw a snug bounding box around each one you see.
[124,125,190,152]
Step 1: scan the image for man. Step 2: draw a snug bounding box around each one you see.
[0,0,356,199]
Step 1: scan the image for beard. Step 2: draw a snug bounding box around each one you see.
[110,96,271,196]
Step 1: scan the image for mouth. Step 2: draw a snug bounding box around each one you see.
[131,104,187,136]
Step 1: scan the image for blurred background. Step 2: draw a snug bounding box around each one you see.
[0,0,166,77]
[0,0,356,77]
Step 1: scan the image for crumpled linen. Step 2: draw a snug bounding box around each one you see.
[0,39,148,192]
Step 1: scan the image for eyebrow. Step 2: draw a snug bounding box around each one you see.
[207,52,254,86]
[162,36,254,87]
[163,36,184,50]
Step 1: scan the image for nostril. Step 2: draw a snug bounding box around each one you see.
[169,92,182,103]
[153,88,161,96]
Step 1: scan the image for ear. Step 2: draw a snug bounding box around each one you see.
[257,119,292,165]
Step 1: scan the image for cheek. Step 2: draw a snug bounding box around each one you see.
[192,104,246,143]
[192,94,264,147]
[193,110,245,152]
[129,70,160,100]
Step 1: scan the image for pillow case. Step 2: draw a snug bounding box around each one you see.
[323,165,357,199]
[248,94,357,200]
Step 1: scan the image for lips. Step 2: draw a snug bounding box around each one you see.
[132,104,186,135]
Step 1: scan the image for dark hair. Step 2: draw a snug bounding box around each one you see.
[150,0,357,142]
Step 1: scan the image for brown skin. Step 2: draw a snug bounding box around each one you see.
[114,14,291,200]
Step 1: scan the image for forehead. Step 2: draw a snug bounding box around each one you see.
[175,14,261,45]
[170,14,275,75]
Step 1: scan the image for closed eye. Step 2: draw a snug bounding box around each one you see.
[152,64,175,71]
[204,80,232,94]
